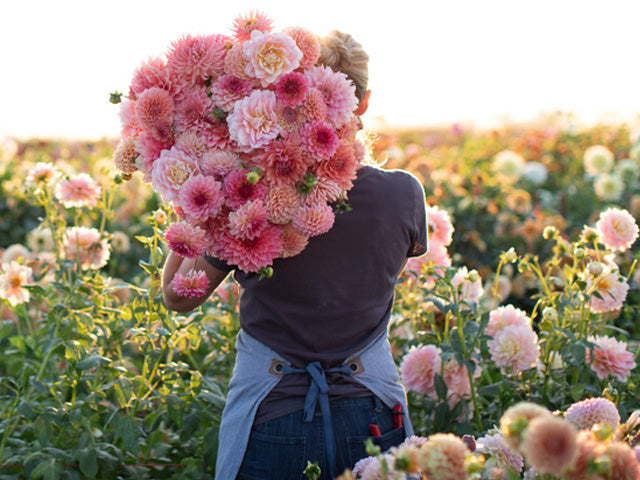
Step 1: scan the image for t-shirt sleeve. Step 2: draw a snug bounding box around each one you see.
[203,253,236,273]
[408,175,428,258]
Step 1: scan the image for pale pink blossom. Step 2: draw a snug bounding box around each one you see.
[179,174,224,221]
[63,227,111,270]
[587,335,636,381]
[227,89,280,149]
[26,162,61,187]
[223,169,268,209]
[280,224,308,258]
[119,99,140,137]
[164,221,208,259]
[587,269,629,313]
[417,433,471,480]
[231,10,274,42]
[291,202,335,237]
[134,87,175,132]
[199,149,241,177]
[443,358,477,410]
[283,26,321,68]
[302,120,339,160]
[113,136,139,174]
[274,71,309,108]
[405,242,451,288]
[55,173,102,208]
[211,75,254,112]
[399,345,442,396]
[174,129,210,159]
[242,30,302,87]
[228,200,269,240]
[223,44,251,79]
[219,224,283,272]
[352,453,398,479]
[451,266,484,303]
[305,65,358,128]
[476,433,524,476]
[564,397,621,431]
[151,147,199,203]
[166,33,228,86]
[520,416,578,477]
[2,245,30,264]
[172,269,210,298]
[136,132,173,180]
[488,324,540,373]
[302,87,327,122]
[595,208,639,252]
[486,305,531,338]
[129,57,180,97]
[174,88,215,133]
[266,184,301,224]
[426,205,454,247]
[0,261,33,306]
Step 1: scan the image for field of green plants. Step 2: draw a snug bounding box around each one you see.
[1,118,639,479]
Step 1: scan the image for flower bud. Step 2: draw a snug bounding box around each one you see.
[109,91,123,104]
[467,269,480,282]
[587,261,604,277]
[542,306,558,322]
[581,226,599,244]
[573,246,586,259]
[153,209,167,225]
[543,225,558,240]
[503,247,518,263]
[246,170,261,184]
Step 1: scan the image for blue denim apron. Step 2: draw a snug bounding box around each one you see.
[214,329,412,480]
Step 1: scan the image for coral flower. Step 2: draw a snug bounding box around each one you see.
[488,324,540,373]
[609,441,640,480]
[113,136,139,174]
[300,177,343,206]
[164,221,208,259]
[129,57,179,97]
[426,205,454,248]
[219,224,283,272]
[228,200,269,240]
[223,169,268,209]
[563,430,608,480]
[0,261,33,306]
[291,202,335,237]
[486,305,531,338]
[231,10,274,42]
[63,227,111,270]
[280,224,309,258]
[55,173,102,208]
[179,174,225,221]
[417,433,471,480]
[151,147,199,203]
[134,87,175,132]
[302,120,339,160]
[399,344,442,396]
[564,397,621,431]
[476,433,524,475]
[275,71,309,108]
[587,269,629,313]
[166,33,228,85]
[302,87,328,122]
[316,141,359,190]
[211,75,254,112]
[283,26,321,68]
[587,335,636,381]
[172,269,210,298]
[305,65,358,128]
[499,402,552,453]
[258,133,308,186]
[266,184,301,224]
[227,89,280,149]
[595,207,639,252]
[242,30,303,87]
[520,416,578,477]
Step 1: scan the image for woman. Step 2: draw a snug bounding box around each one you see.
[162,30,428,480]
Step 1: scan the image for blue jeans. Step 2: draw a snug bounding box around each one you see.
[236,396,406,480]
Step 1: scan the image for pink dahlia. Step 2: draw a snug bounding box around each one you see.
[199,149,241,177]
[305,65,358,128]
[302,87,328,122]
[609,441,640,480]
[587,335,636,381]
[136,132,173,181]
[316,141,359,190]
[211,75,254,112]
[280,224,308,258]
[172,269,210,298]
[174,130,210,159]
[476,433,524,475]
[113,136,139,174]
[258,133,308,186]
[564,397,621,431]
[129,57,180,98]
[595,207,639,252]
[300,177,342,206]
[275,71,309,108]
[283,26,321,68]
[399,344,442,396]
[231,10,274,42]
[291,202,335,237]
[405,242,451,289]
[563,430,607,480]
[227,89,280,149]
[442,358,476,410]
[486,305,531,338]
[166,33,228,86]
[164,221,208,259]
[242,30,302,87]
[151,147,199,203]
[174,87,215,132]
[63,226,111,270]
[55,173,102,208]
[228,200,269,240]
[426,205,454,248]
[134,87,174,132]
[488,324,540,373]
[451,266,484,303]
[223,169,268,209]
[26,162,61,187]
[179,174,224,221]
[266,184,301,224]
[520,416,578,477]
[119,99,140,137]
[219,224,283,272]
[302,120,339,160]
[202,120,233,150]
[417,433,471,480]
[352,454,397,480]
[587,269,629,313]
[0,261,33,306]
[223,44,251,79]
[276,104,305,133]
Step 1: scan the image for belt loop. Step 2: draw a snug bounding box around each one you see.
[373,395,384,412]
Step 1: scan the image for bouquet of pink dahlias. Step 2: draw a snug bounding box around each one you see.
[112,11,365,276]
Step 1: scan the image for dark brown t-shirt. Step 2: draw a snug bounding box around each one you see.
[205,165,427,422]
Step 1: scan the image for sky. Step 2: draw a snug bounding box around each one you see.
[1,0,640,139]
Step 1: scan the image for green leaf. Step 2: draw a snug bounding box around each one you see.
[76,355,112,371]
[77,448,98,478]
[434,373,448,400]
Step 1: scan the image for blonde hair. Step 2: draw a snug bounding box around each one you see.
[318,30,369,103]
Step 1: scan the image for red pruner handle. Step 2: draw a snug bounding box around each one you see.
[393,404,403,429]
[368,424,382,437]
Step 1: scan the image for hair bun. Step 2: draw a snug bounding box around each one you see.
[318,31,369,102]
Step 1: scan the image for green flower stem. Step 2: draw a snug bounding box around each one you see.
[36,309,62,382]
[454,310,482,433]
[491,256,507,310]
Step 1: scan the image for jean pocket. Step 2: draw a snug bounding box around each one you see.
[237,430,307,480]
[346,426,406,468]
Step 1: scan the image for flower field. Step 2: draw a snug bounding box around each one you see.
[0,118,639,479]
